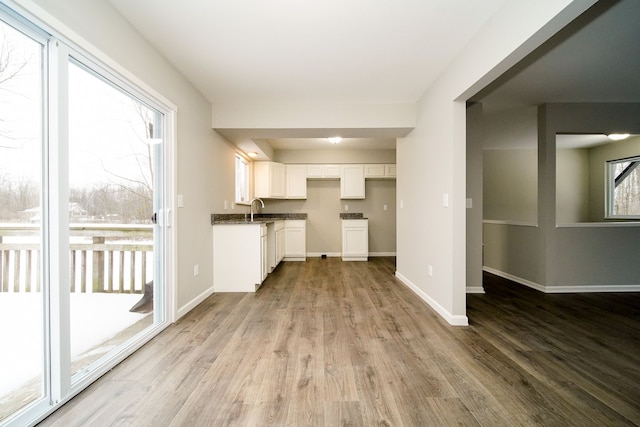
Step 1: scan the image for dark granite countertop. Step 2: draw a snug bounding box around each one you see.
[211,213,307,225]
[340,213,367,220]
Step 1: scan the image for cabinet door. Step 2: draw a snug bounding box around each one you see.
[364,164,386,178]
[270,162,285,197]
[284,220,306,260]
[306,164,324,178]
[261,233,268,281]
[254,161,285,198]
[324,165,341,178]
[286,164,307,199]
[385,164,396,177]
[342,220,368,261]
[340,165,365,199]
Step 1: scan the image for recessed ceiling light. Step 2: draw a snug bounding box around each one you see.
[328,137,342,144]
[607,133,630,141]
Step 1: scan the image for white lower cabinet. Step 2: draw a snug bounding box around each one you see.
[213,223,267,292]
[342,219,368,261]
[284,220,306,261]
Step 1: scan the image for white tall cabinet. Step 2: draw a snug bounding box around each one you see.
[341,219,368,261]
[285,164,307,199]
[340,165,365,199]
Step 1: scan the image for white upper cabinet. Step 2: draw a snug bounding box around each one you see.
[340,164,365,199]
[306,164,340,179]
[254,161,285,198]
[285,164,307,199]
[364,164,396,178]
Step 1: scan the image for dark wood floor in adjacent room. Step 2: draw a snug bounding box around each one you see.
[39,257,640,426]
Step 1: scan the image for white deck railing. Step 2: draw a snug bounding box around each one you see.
[0,223,153,294]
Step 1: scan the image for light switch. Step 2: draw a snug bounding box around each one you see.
[466,198,473,209]
[383,204,388,211]
[177,194,184,207]
[344,204,349,211]
[442,193,449,208]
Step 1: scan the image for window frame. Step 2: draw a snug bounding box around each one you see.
[235,152,252,205]
[605,155,640,220]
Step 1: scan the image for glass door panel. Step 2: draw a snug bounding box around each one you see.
[67,60,162,379]
[0,18,45,422]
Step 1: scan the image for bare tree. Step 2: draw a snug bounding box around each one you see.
[0,25,33,147]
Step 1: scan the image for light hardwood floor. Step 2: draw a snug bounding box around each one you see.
[39,257,640,426]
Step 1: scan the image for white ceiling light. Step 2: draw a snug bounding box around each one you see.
[328,137,342,144]
[607,133,630,141]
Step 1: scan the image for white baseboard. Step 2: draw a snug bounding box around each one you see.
[394,271,469,326]
[369,252,397,257]
[306,252,397,258]
[176,285,215,320]
[307,252,341,258]
[466,286,485,294]
[482,267,640,293]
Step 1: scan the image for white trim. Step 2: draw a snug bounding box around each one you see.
[466,286,485,294]
[483,267,640,293]
[544,284,640,293]
[483,220,538,227]
[369,252,397,257]
[394,272,469,326]
[176,285,215,320]
[556,222,640,228]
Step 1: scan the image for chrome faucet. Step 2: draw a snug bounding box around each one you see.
[249,198,264,222]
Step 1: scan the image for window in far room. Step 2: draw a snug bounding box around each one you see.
[607,156,640,219]
[235,153,250,204]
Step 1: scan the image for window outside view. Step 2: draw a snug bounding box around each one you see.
[1,19,160,422]
[610,157,640,217]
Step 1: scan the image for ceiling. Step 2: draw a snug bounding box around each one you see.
[106,0,505,153]
[107,0,640,154]
[472,0,640,106]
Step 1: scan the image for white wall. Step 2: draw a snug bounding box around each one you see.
[396,0,592,324]
[28,0,237,315]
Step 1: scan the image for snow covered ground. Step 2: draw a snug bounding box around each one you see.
[0,293,149,396]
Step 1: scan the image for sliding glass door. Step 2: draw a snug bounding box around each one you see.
[0,4,173,425]
[0,14,46,422]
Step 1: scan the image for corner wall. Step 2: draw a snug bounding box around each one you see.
[396,0,592,325]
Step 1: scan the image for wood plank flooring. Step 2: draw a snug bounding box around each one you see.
[39,258,640,426]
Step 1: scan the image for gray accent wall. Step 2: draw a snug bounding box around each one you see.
[473,102,640,291]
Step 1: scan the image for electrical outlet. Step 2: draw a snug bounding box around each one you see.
[224,200,228,210]
[345,204,349,211]
[442,193,449,207]
[177,194,184,208]
[383,204,388,211]
[193,264,199,276]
